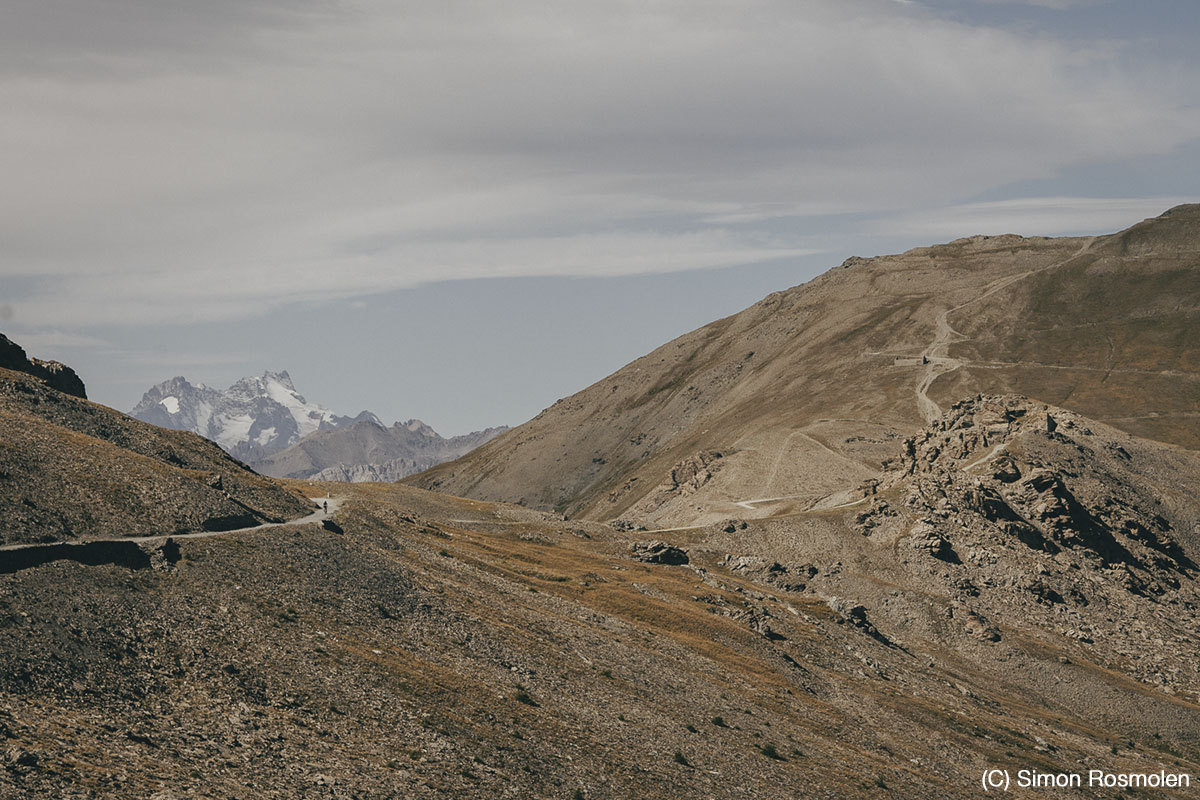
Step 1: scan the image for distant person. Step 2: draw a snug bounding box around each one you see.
[323,501,328,513]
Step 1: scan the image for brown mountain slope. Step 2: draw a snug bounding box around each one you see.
[0,353,312,546]
[408,206,1199,526]
[4,397,1200,798]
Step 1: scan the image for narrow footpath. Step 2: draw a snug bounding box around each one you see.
[0,496,346,554]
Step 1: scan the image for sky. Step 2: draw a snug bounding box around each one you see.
[2,0,1198,434]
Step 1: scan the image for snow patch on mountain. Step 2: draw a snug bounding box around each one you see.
[131,371,375,463]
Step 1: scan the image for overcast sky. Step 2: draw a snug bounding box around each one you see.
[3,0,1198,433]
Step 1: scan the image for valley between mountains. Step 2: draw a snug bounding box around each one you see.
[1,206,1198,799]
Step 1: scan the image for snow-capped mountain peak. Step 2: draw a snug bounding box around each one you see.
[131,371,371,462]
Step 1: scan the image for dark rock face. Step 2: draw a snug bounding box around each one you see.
[28,359,86,399]
[628,540,689,565]
[0,334,86,399]
[0,335,26,372]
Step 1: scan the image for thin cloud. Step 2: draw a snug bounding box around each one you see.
[877,196,1200,238]
[2,331,111,351]
[1,0,1197,327]
[9,230,822,327]
[968,0,1111,8]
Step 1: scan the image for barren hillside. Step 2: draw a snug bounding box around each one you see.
[0,348,312,546]
[408,206,1199,527]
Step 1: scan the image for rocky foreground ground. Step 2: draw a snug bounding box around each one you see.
[2,396,1199,798]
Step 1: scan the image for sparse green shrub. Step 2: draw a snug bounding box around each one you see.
[514,690,536,706]
[712,716,726,727]
[759,742,784,760]
[685,724,697,733]
[673,751,690,766]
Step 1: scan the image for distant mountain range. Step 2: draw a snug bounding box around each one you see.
[252,418,509,482]
[130,372,506,481]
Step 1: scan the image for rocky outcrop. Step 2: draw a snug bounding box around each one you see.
[884,395,1193,587]
[628,540,689,565]
[617,450,724,515]
[0,334,86,399]
[858,394,1200,689]
[722,554,817,592]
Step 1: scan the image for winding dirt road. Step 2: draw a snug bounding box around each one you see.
[0,496,346,553]
[915,237,1097,423]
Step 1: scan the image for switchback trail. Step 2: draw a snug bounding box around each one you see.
[915,236,1097,423]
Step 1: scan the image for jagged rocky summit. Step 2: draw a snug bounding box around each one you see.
[130,371,378,464]
[131,371,508,481]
